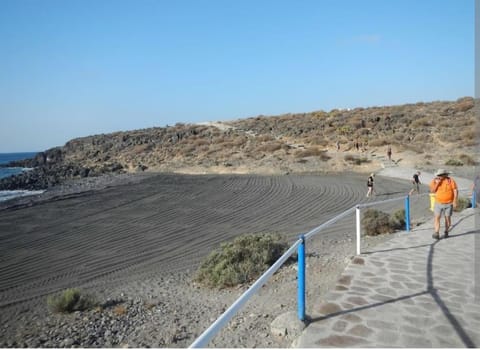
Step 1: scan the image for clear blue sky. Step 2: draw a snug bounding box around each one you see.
[0,0,474,152]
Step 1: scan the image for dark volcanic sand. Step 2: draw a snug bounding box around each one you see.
[0,172,431,347]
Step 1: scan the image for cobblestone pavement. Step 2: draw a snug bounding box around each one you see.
[294,208,480,348]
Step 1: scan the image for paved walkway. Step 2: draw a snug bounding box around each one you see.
[294,208,480,348]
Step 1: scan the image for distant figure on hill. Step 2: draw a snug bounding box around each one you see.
[336,140,340,151]
[409,171,421,195]
[366,173,376,197]
[355,140,360,152]
[387,146,392,161]
[429,169,458,240]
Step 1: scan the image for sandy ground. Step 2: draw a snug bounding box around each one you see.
[0,167,470,347]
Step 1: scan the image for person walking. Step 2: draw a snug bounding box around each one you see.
[387,146,392,162]
[409,171,421,195]
[429,169,458,240]
[366,173,375,197]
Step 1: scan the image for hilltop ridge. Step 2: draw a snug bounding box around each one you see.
[1,97,476,190]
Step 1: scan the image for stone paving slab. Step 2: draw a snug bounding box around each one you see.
[294,208,479,348]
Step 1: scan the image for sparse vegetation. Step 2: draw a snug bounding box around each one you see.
[344,154,370,165]
[455,197,470,212]
[195,233,289,288]
[445,159,464,166]
[47,288,98,313]
[362,208,406,236]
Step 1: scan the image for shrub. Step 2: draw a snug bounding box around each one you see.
[344,154,370,165]
[295,148,330,159]
[458,154,478,166]
[195,233,288,288]
[454,197,470,212]
[362,209,394,236]
[390,209,406,230]
[445,159,463,166]
[47,288,98,313]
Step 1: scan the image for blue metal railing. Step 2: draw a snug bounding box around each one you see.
[190,188,474,348]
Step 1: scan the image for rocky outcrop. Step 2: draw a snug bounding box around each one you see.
[0,97,475,190]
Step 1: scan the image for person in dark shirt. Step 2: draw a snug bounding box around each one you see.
[409,171,421,195]
[366,173,375,197]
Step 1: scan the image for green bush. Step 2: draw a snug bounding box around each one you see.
[47,288,98,313]
[362,209,394,236]
[454,197,470,212]
[195,233,288,288]
[390,209,406,230]
[445,159,463,166]
[344,155,370,165]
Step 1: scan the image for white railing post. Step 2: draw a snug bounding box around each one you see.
[356,205,361,255]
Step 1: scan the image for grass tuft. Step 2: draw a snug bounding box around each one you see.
[47,288,98,313]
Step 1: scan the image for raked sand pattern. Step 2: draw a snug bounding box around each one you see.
[0,172,434,347]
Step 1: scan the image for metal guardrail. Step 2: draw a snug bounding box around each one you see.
[190,188,475,348]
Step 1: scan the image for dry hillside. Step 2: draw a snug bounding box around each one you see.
[1,97,477,190]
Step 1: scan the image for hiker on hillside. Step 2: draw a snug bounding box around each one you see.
[366,173,376,197]
[409,171,421,195]
[387,146,392,162]
[429,169,458,240]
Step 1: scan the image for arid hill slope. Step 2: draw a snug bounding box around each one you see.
[1,97,477,190]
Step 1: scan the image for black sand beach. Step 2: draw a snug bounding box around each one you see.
[0,172,432,347]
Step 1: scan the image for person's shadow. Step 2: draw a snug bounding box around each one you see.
[308,225,478,347]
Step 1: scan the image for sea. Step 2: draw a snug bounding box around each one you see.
[0,152,44,202]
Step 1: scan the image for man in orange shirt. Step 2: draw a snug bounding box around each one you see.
[429,169,458,239]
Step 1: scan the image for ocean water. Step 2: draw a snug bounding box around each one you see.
[0,152,44,202]
[0,152,37,179]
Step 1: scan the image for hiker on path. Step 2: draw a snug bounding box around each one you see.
[387,146,392,162]
[429,169,458,240]
[472,175,480,207]
[409,171,421,195]
[366,173,376,197]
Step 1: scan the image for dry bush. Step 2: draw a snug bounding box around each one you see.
[456,97,474,112]
[256,141,284,153]
[344,154,370,165]
[193,139,210,147]
[294,148,328,159]
[460,129,476,142]
[256,134,275,142]
[113,305,127,316]
[411,116,433,128]
[458,154,478,166]
[305,136,328,146]
[368,138,388,147]
[412,132,432,143]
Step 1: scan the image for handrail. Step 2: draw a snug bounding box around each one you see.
[189,238,303,348]
[190,188,475,347]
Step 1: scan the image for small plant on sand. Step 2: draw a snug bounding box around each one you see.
[390,209,406,230]
[344,154,370,165]
[444,159,463,166]
[47,288,98,313]
[362,209,398,236]
[195,233,289,288]
[454,197,470,212]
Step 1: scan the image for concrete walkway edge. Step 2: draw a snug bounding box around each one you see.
[293,208,480,348]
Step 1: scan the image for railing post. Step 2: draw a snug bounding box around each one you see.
[297,235,306,322]
[472,191,476,208]
[355,206,361,255]
[405,196,411,232]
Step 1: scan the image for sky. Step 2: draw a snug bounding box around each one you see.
[0,0,474,153]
